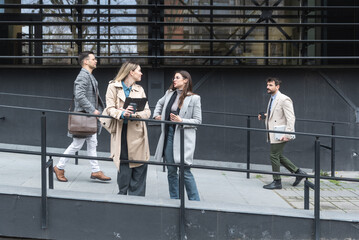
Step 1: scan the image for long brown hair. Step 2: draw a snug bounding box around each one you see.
[169,70,194,108]
[114,61,139,82]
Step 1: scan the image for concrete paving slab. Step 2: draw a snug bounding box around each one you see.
[331,201,359,211]
[288,201,306,209]
[320,202,340,211]
[0,143,359,222]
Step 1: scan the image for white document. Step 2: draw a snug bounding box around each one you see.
[274,125,286,141]
[274,125,296,141]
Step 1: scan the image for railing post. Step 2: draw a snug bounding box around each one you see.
[304,179,314,210]
[246,116,251,179]
[41,112,48,229]
[75,151,79,165]
[331,123,336,177]
[179,125,186,240]
[48,156,54,190]
[314,137,321,240]
[304,180,310,210]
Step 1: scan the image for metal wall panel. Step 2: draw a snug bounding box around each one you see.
[0,67,358,170]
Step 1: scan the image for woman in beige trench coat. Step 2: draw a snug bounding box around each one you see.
[105,61,151,196]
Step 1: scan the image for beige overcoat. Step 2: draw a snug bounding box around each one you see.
[105,80,151,170]
[265,91,296,144]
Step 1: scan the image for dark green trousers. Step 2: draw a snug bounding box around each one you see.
[270,142,298,180]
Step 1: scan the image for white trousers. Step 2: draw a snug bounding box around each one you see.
[56,134,100,173]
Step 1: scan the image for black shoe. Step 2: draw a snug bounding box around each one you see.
[263,180,282,190]
[293,169,307,186]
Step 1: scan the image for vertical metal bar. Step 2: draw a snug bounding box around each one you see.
[246,116,251,179]
[48,156,54,190]
[97,0,101,64]
[148,0,152,66]
[41,113,47,229]
[29,25,33,64]
[77,0,83,53]
[299,0,302,65]
[210,0,213,65]
[154,0,159,68]
[299,0,308,65]
[158,0,164,67]
[75,151,79,165]
[304,180,309,209]
[321,0,328,65]
[35,0,43,65]
[314,137,321,240]
[264,0,269,65]
[331,123,336,177]
[179,126,186,240]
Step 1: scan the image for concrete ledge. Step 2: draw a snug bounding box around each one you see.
[0,188,358,240]
[2,184,358,222]
[1,184,359,240]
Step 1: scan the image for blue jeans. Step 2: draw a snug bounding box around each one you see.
[164,126,200,201]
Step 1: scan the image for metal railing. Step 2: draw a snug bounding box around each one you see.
[1,3,359,66]
[203,110,349,179]
[0,90,349,177]
[0,103,359,240]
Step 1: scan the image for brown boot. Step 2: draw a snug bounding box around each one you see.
[90,171,111,181]
[54,166,68,182]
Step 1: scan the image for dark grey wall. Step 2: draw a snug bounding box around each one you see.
[0,67,359,170]
[0,192,359,240]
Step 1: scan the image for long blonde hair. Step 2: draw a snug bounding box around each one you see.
[114,61,139,82]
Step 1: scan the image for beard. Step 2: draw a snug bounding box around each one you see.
[267,89,275,95]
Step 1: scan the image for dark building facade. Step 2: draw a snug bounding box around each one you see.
[1,1,359,171]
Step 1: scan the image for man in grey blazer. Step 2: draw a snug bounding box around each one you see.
[54,51,111,182]
[258,77,307,189]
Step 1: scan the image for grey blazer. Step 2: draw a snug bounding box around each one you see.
[153,90,202,165]
[70,68,104,137]
[73,68,104,113]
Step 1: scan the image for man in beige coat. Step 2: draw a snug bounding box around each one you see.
[258,77,307,190]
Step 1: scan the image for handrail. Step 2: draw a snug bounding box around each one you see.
[0,103,356,139]
[0,91,346,178]
[0,91,345,179]
[1,146,355,183]
[0,91,351,125]
[0,104,358,240]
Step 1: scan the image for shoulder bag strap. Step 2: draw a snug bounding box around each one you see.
[69,95,75,111]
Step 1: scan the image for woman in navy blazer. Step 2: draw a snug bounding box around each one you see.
[153,70,201,201]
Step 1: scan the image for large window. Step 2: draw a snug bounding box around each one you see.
[0,0,358,66]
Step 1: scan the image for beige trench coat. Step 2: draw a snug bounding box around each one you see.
[105,80,151,170]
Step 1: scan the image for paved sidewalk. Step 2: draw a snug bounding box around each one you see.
[258,172,359,214]
[0,144,358,218]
